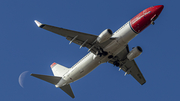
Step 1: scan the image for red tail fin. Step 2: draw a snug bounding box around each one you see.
[51,62,57,68]
[50,62,70,77]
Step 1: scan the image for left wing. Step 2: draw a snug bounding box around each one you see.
[34,20,114,54]
[34,20,145,84]
[108,45,146,85]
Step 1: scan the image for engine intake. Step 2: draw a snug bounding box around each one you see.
[127,46,142,61]
[97,29,113,43]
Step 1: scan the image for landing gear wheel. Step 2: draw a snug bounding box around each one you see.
[151,21,155,25]
[108,55,113,59]
[96,47,108,57]
[102,52,108,56]
[113,61,120,67]
[96,51,102,57]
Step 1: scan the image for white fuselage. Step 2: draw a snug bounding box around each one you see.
[33,6,164,96]
[61,21,137,85]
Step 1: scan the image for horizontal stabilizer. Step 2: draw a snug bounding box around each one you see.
[31,73,75,98]
[31,73,61,85]
[60,84,75,98]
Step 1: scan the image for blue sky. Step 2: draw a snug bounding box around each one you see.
[0,0,179,101]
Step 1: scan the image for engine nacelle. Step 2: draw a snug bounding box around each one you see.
[97,29,113,43]
[127,46,142,61]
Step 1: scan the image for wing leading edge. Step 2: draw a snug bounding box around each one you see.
[34,20,114,54]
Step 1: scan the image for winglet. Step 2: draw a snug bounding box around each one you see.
[34,20,44,28]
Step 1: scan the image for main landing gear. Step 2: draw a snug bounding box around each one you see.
[113,60,126,67]
[96,47,108,57]
[113,61,120,67]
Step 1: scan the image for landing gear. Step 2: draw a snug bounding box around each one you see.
[102,51,108,56]
[151,14,158,25]
[108,55,113,59]
[113,61,120,67]
[151,21,155,25]
[96,47,108,57]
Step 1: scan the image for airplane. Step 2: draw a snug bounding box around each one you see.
[31,5,164,98]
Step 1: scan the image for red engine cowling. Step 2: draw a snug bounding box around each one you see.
[127,46,142,61]
[97,29,113,43]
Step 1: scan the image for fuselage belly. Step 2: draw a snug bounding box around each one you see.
[65,21,136,84]
[32,5,164,98]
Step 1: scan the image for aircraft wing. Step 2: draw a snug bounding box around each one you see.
[34,20,114,54]
[34,20,145,84]
[108,45,146,85]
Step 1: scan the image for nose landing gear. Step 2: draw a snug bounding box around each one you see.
[151,14,158,25]
[151,21,155,25]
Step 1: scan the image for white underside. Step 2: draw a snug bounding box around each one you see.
[62,21,137,84]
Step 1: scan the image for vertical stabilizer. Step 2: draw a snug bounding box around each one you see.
[51,62,70,77]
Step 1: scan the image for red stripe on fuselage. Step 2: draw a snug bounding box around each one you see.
[130,5,164,33]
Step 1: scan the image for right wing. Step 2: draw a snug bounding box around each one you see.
[34,20,114,54]
[124,60,146,85]
[108,45,146,85]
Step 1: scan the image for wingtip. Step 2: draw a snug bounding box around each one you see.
[141,81,146,85]
[30,73,34,76]
[34,20,45,28]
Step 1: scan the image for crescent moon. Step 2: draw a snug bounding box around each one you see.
[18,71,29,88]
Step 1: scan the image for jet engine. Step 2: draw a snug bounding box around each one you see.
[127,46,142,61]
[97,29,113,43]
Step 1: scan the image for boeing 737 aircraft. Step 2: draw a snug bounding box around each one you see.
[31,5,164,98]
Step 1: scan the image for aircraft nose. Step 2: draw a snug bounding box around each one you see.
[154,5,164,16]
